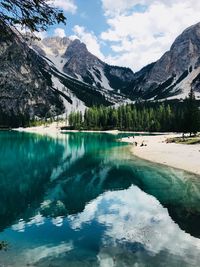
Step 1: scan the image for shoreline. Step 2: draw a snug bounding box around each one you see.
[121,134,200,176]
[12,124,200,176]
[13,123,65,138]
[13,124,172,136]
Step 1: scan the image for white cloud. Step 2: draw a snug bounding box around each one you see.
[101,0,145,16]
[50,0,77,13]
[71,25,105,60]
[100,0,200,71]
[54,27,66,38]
[34,31,48,39]
[69,185,200,260]
[101,0,186,16]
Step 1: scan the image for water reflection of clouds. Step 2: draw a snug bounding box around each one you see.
[12,219,25,232]
[52,216,64,227]
[12,213,45,232]
[10,184,200,266]
[69,185,200,261]
[24,242,73,265]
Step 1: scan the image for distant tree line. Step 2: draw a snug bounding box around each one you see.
[0,109,62,128]
[0,89,199,133]
[68,90,200,134]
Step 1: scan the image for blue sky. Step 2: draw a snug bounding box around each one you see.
[50,0,107,36]
[45,0,200,71]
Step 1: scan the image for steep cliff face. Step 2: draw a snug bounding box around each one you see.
[63,39,104,81]
[0,26,131,127]
[63,39,134,90]
[123,22,200,100]
[0,23,64,125]
[1,21,200,127]
[33,37,134,91]
[25,36,134,113]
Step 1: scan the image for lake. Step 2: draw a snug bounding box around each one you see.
[0,131,200,266]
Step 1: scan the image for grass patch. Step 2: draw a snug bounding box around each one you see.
[167,135,200,144]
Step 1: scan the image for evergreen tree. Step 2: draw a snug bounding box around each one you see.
[67,100,200,133]
[183,89,200,136]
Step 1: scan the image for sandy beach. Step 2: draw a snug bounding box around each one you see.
[14,122,65,138]
[14,124,200,175]
[14,124,122,137]
[121,134,200,176]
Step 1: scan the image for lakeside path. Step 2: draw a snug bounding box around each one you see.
[121,134,200,176]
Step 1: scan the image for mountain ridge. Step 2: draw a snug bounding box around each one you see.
[1,22,200,126]
[122,22,200,100]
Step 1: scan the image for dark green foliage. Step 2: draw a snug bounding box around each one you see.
[121,62,156,99]
[0,0,66,32]
[93,68,102,81]
[182,89,200,135]
[51,69,113,107]
[0,108,30,127]
[156,76,175,91]
[68,100,200,132]
[176,70,189,84]
[122,67,191,101]
[104,64,134,90]
[52,88,73,105]
[191,73,200,92]
[82,71,95,85]
[144,76,175,100]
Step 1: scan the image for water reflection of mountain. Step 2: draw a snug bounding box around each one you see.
[0,132,200,239]
[0,131,65,231]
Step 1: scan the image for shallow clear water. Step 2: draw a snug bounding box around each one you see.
[0,131,200,266]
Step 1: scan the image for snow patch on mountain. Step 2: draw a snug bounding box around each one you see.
[51,75,86,113]
[166,67,200,100]
[98,68,113,90]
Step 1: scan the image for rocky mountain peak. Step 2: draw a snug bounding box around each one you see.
[171,22,200,50]
[31,36,71,58]
[150,22,200,83]
[65,39,88,54]
[0,23,65,124]
[123,22,200,100]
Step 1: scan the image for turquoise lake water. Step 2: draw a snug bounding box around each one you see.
[0,131,200,266]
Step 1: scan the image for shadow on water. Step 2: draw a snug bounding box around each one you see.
[0,131,200,266]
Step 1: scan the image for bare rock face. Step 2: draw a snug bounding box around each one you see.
[0,27,132,127]
[0,23,64,126]
[123,22,200,100]
[63,39,104,80]
[33,36,71,57]
[62,39,134,90]
[1,21,200,127]
[149,23,200,83]
[32,36,135,91]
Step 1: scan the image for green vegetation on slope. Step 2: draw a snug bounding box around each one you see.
[67,93,200,134]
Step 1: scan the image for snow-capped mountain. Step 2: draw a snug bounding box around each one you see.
[122,22,200,101]
[32,36,135,92]
[34,22,200,105]
[0,22,65,124]
[1,21,200,126]
[28,35,134,115]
